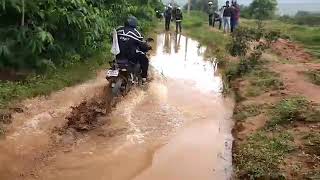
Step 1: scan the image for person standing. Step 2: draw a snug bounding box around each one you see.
[208,2,215,26]
[213,8,223,29]
[175,7,183,33]
[164,6,172,31]
[230,3,236,32]
[231,1,240,32]
[222,1,232,33]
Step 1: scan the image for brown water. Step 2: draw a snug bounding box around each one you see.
[0,33,234,180]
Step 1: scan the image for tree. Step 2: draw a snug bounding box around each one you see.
[249,0,277,20]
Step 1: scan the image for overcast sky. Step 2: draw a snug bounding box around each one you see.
[237,0,316,5]
[168,0,318,5]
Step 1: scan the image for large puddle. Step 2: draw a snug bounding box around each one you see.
[0,33,234,180]
[133,33,234,180]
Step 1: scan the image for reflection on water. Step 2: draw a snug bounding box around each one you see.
[152,33,222,94]
[163,32,172,54]
[174,33,181,53]
[133,33,234,180]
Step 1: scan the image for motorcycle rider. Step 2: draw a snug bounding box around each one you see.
[116,16,151,82]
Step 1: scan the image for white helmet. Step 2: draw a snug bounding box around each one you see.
[208,1,213,5]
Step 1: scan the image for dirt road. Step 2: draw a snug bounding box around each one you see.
[0,33,234,180]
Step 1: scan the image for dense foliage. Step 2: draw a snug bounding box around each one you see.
[0,0,162,72]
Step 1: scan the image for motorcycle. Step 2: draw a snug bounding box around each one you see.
[106,38,154,97]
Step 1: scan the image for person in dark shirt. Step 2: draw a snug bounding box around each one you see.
[222,1,232,33]
[164,6,172,31]
[175,7,183,33]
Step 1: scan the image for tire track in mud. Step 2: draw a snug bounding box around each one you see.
[18,88,116,179]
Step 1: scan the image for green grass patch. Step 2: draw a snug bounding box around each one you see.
[235,131,295,179]
[305,70,320,86]
[244,68,283,97]
[0,53,110,110]
[268,97,320,128]
[183,11,229,60]
[233,103,266,121]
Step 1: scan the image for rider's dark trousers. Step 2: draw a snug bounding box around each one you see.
[135,53,149,78]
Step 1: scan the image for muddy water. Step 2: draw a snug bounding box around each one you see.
[0,33,234,180]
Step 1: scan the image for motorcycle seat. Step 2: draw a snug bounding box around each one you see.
[116,59,129,65]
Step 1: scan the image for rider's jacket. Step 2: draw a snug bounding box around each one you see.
[175,11,183,22]
[164,8,172,20]
[116,26,150,63]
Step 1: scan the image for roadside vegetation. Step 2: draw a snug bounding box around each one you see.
[268,97,320,128]
[241,19,320,58]
[182,0,320,177]
[0,0,163,134]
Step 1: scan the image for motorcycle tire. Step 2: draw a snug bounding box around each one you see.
[111,78,124,97]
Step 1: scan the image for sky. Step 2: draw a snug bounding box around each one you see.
[237,0,317,5]
[165,0,319,6]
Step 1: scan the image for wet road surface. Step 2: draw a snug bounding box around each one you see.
[0,33,234,180]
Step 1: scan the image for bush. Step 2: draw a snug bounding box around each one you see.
[0,0,161,73]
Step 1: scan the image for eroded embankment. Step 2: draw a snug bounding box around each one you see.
[231,39,320,179]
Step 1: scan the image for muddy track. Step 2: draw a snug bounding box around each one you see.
[1,33,234,180]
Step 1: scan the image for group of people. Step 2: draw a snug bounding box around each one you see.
[208,0,240,33]
[163,5,183,33]
[112,2,240,82]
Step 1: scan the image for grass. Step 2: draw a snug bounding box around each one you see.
[233,103,266,121]
[244,67,283,97]
[268,97,320,128]
[235,131,294,179]
[183,11,230,61]
[305,70,320,86]
[241,19,320,59]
